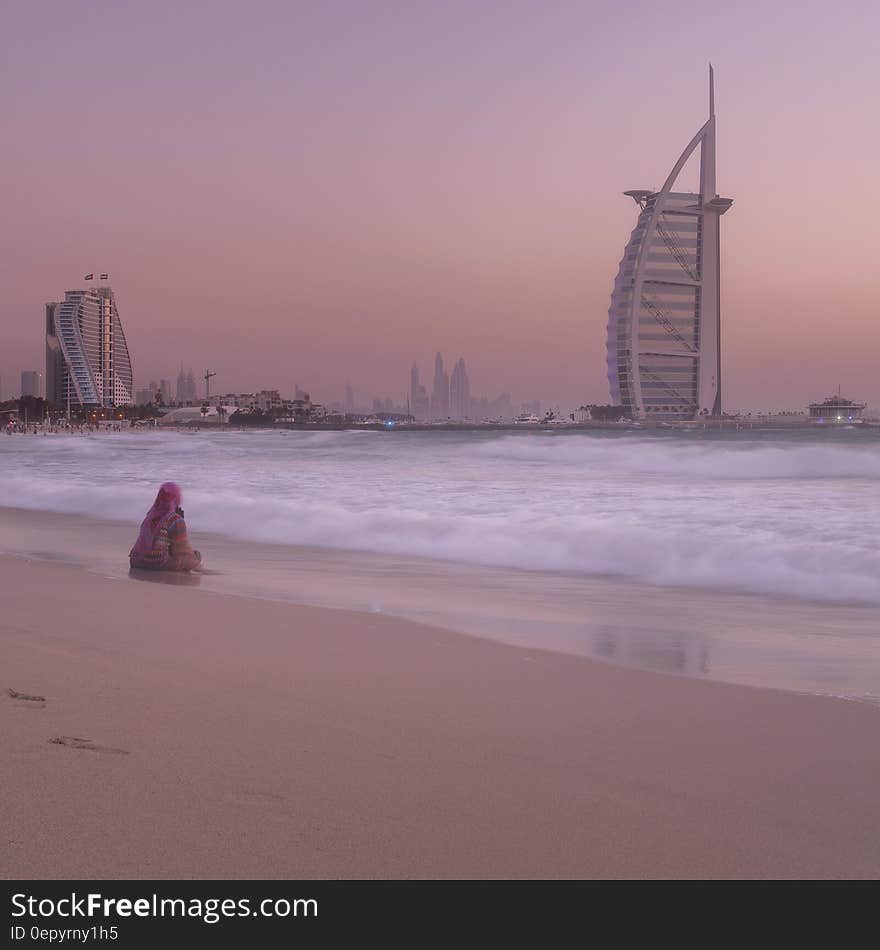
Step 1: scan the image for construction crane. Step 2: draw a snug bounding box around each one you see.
[204,370,217,400]
[655,215,699,281]
[640,295,697,352]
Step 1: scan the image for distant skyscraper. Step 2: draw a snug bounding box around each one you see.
[21,371,42,398]
[488,392,513,420]
[431,352,450,419]
[606,67,732,420]
[410,363,419,411]
[449,357,470,420]
[344,382,355,413]
[409,363,429,420]
[175,366,189,406]
[46,284,134,408]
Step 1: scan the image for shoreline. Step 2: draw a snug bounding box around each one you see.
[2,553,879,878]
[6,418,880,433]
[2,504,880,706]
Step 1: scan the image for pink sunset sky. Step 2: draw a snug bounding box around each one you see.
[1,0,878,411]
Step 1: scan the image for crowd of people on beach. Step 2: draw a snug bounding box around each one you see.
[4,420,245,435]
[4,422,131,434]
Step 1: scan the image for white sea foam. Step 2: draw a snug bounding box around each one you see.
[2,428,879,603]
[475,433,880,478]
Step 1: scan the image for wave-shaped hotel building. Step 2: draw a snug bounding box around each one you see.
[606,68,733,419]
[45,283,134,409]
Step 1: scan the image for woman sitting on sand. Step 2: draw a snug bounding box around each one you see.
[129,482,202,572]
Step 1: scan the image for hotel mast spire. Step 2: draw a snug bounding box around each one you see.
[709,62,715,118]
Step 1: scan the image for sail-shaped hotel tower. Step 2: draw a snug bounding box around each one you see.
[606,67,732,419]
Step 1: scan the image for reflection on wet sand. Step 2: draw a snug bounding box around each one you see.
[128,567,202,587]
[592,625,711,676]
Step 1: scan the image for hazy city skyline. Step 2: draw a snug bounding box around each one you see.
[2,2,878,411]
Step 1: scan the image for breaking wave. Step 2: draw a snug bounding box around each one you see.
[473,433,880,479]
[2,428,879,604]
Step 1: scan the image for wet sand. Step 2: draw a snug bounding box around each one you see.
[2,505,880,703]
[2,553,880,879]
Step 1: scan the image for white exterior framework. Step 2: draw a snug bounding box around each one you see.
[606,67,732,419]
[45,285,133,409]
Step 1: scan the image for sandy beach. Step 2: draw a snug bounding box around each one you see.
[3,553,880,879]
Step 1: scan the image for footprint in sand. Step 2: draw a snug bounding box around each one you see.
[7,687,47,708]
[49,736,129,755]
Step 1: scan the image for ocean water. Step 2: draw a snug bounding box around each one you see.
[3,426,880,702]
[3,426,880,604]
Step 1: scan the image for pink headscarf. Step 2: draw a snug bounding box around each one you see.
[131,482,182,557]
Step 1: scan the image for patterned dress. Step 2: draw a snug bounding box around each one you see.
[129,510,202,572]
